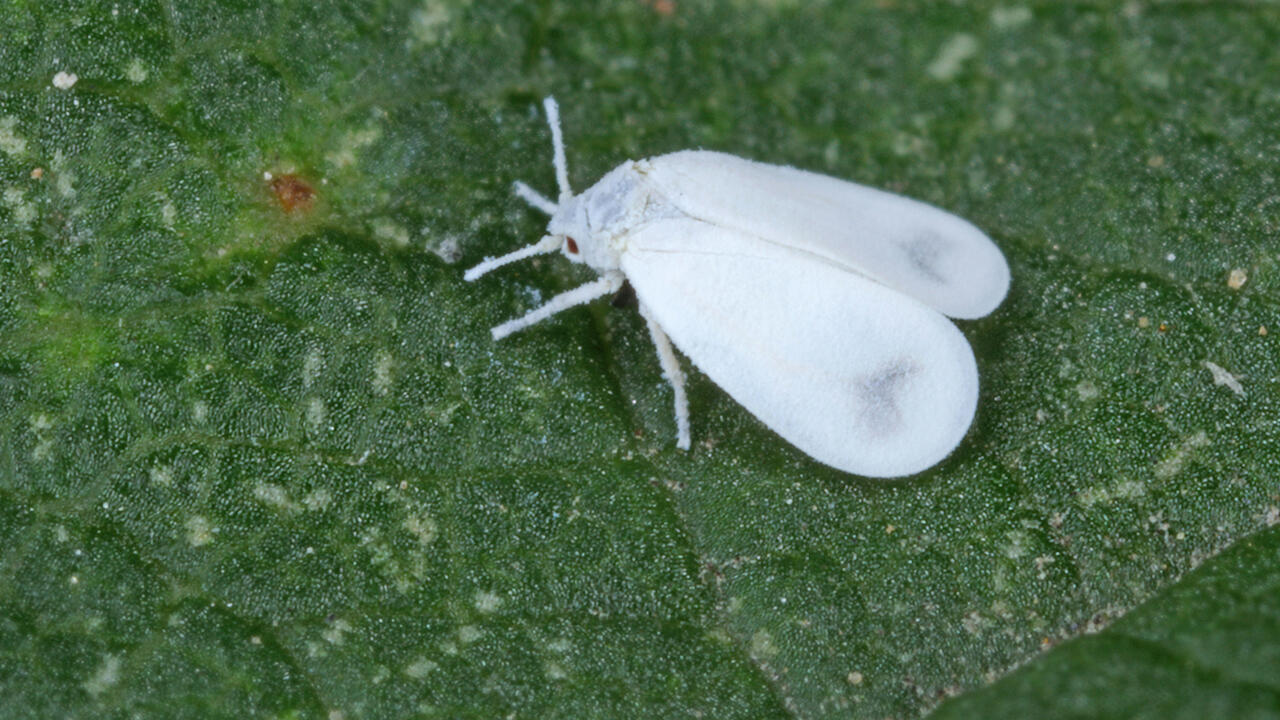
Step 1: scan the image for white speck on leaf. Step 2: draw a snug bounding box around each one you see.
[323,619,352,645]
[404,513,437,545]
[457,625,483,644]
[52,71,78,89]
[154,192,177,229]
[404,657,438,678]
[3,186,36,226]
[82,655,120,696]
[125,59,148,83]
[927,34,979,81]
[325,125,382,169]
[1155,431,1211,478]
[991,6,1032,29]
[1263,506,1279,527]
[373,219,410,248]
[409,0,464,44]
[149,465,173,486]
[306,397,327,432]
[474,591,502,613]
[303,488,333,511]
[1004,529,1031,559]
[185,515,214,546]
[254,483,298,512]
[372,349,394,395]
[303,347,323,388]
[749,629,778,659]
[429,233,463,264]
[0,116,28,156]
[1203,361,1244,396]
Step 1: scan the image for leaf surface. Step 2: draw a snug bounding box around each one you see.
[2,2,1278,718]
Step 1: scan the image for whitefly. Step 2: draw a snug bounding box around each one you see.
[467,97,1009,478]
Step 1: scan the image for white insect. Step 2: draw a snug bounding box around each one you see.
[466,97,1010,477]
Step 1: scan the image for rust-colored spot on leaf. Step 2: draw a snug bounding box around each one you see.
[641,0,675,15]
[269,173,315,212]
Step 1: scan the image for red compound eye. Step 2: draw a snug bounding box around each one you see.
[566,237,579,254]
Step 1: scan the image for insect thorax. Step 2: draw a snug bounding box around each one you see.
[548,160,685,274]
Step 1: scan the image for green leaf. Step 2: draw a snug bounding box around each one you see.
[931,525,1280,719]
[2,2,1278,718]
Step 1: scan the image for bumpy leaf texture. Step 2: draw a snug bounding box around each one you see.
[1,2,1278,718]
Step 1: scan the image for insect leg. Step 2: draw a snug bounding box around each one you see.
[464,235,562,282]
[491,272,624,341]
[640,303,691,450]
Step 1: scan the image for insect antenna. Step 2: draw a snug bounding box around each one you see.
[466,96,576,282]
[543,96,572,202]
[512,180,558,215]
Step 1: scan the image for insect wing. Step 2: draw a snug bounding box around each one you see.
[642,151,1009,320]
[621,218,979,477]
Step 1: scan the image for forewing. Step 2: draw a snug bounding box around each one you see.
[641,151,1010,319]
[622,218,980,478]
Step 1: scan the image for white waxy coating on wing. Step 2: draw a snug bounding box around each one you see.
[621,217,979,478]
[640,151,1010,320]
